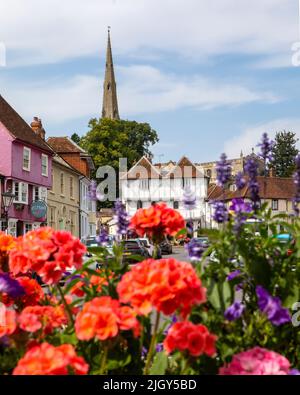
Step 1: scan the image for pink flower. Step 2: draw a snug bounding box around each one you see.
[219,347,291,375]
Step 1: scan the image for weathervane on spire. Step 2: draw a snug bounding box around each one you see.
[108,26,111,34]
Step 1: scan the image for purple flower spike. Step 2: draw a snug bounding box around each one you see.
[224,302,245,321]
[96,227,109,246]
[227,270,241,281]
[235,172,246,190]
[213,201,228,223]
[216,153,232,188]
[244,158,260,210]
[114,199,129,236]
[185,238,204,261]
[257,133,274,163]
[155,343,164,352]
[256,286,291,326]
[0,273,25,298]
[230,198,252,233]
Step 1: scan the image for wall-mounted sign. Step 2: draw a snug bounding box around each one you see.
[31,200,47,219]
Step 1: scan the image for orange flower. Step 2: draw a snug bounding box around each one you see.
[18,305,67,334]
[75,296,139,341]
[0,232,16,254]
[13,343,89,375]
[117,258,206,317]
[130,203,185,241]
[0,305,17,338]
[69,270,112,297]
[163,321,217,357]
[9,228,86,285]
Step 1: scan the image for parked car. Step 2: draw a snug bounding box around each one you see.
[139,238,162,258]
[160,239,173,254]
[123,239,150,264]
[194,236,210,249]
[82,235,114,269]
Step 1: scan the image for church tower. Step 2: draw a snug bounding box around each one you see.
[102,27,120,120]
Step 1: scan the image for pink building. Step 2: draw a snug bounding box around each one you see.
[0,95,53,236]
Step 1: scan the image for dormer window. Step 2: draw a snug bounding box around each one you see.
[23,147,31,171]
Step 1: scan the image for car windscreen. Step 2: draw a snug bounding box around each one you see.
[124,241,141,250]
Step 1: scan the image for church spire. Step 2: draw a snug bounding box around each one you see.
[102,27,120,120]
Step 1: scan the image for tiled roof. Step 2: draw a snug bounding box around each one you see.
[47,137,85,153]
[53,154,82,174]
[0,95,53,153]
[207,184,223,200]
[209,177,296,201]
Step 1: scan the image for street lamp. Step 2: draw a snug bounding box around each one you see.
[1,191,16,232]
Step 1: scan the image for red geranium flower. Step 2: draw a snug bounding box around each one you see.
[18,305,67,334]
[2,276,44,307]
[13,343,89,375]
[75,296,140,341]
[130,203,185,242]
[117,258,206,317]
[0,305,17,338]
[164,321,217,357]
[9,228,86,285]
[0,232,16,254]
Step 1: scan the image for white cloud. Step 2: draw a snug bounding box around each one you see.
[224,118,300,158]
[0,65,279,126]
[0,0,298,67]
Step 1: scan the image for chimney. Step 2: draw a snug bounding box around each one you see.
[31,117,45,140]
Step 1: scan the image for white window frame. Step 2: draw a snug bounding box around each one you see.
[33,186,47,202]
[70,176,74,198]
[23,147,31,171]
[13,181,28,204]
[60,173,64,195]
[41,154,48,177]
[24,223,33,234]
[272,199,279,211]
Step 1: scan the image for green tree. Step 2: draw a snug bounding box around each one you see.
[81,118,159,171]
[80,118,159,204]
[271,131,299,177]
[70,133,81,145]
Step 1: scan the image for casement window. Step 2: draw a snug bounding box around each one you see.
[173,201,179,209]
[33,186,47,202]
[70,177,74,198]
[49,206,56,228]
[60,173,64,195]
[24,223,33,233]
[139,179,149,190]
[0,220,17,236]
[41,154,48,177]
[13,182,28,204]
[272,199,279,211]
[182,178,191,188]
[23,147,31,171]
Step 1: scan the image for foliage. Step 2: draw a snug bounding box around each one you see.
[271,131,299,177]
[80,118,159,173]
[70,133,81,146]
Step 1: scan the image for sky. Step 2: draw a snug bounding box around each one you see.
[1,0,300,163]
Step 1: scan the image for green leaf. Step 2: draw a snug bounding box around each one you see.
[149,352,168,375]
[106,354,131,370]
